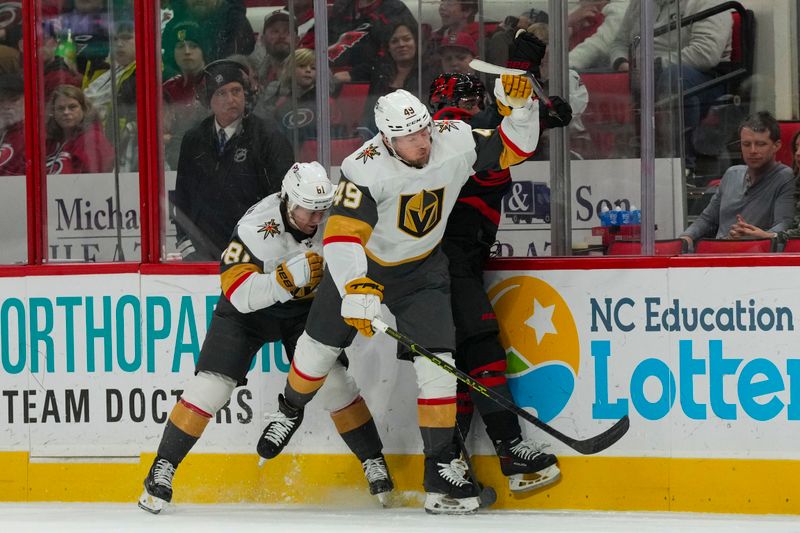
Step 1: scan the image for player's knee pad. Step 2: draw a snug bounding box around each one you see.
[316,360,361,412]
[414,352,457,399]
[292,332,342,378]
[181,371,237,415]
[458,332,506,374]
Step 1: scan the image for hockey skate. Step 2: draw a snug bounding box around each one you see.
[138,456,176,514]
[423,447,480,515]
[256,394,304,460]
[362,455,394,507]
[495,437,561,493]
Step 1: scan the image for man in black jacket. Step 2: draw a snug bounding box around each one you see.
[173,59,294,261]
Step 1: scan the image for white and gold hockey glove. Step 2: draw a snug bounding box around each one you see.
[274,252,323,296]
[341,277,383,337]
[495,74,534,116]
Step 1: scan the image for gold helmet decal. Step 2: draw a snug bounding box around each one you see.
[397,188,444,237]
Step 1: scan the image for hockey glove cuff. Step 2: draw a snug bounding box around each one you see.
[275,252,324,296]
[341,277,384,337]
[540,95,573,129]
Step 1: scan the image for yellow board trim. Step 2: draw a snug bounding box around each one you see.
[4,453,800,515]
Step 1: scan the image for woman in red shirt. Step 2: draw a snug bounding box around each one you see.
[45,84,115,174]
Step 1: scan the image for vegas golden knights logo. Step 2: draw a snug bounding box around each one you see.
[397,188,444,237]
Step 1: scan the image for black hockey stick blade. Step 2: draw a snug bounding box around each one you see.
[372,319,630,455]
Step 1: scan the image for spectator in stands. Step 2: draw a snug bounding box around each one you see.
[162,21,210,170]
[161,0,254,79]
[516,8,548,31]
[56,0,110,83]
[41,21,82,97]
[431,0,479,46]
[609,0,732,173]
[0,2,22,75]
[358,22,434,132]
[0,74,25,176]
[272,49,319,143]
[291,0,316,49]
[485,15,518,68]
[328,0,417,83]
[173,60,294,261]
[439,32,477,75]
[45,84,115,174]
[527,22,589,157]
[680,112,795,247]
[730,128,800,246]
[84,20,137,171]
[250,9,295,89]
[568,0,628,70]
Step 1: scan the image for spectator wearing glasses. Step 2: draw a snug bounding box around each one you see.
[682,112,795,247]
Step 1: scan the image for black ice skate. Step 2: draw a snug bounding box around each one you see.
[256,394,304,461]
[423,447,479,514]
[494,437,561,492]
[138,456,176,514]
[362,455,394,506]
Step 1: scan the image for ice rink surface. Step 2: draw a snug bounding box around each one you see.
[3,503,800,533]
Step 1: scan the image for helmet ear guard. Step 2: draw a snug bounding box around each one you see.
[281,161,335,212]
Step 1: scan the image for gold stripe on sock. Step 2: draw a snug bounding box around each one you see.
[330,397,372,434]
[169,401,211,438]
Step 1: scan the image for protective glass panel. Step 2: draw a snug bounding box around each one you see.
[160,1,296,262]
[0,2,26,264]
[43,0,141,262]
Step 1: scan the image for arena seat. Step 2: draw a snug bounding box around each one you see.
[579,72,633,158]
[694,238,774,254]
[781,238,800,253]
[607,239,687,256]
[335,83,370,136]
[299,137,365,166]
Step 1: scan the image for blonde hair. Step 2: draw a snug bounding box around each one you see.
[46,84,99,142]
[527,22,549,44]
[280,48,315,88]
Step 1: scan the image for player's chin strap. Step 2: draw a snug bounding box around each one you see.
[371,318,630,455]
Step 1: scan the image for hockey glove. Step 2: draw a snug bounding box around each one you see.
[540,95,573,129]
[274,252,324,296]
[341,277,383,337]
[506,30,546,78]
[495,74,534,116]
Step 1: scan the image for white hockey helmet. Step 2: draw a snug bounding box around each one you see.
[281,161,335,211]
[374,89,432,141]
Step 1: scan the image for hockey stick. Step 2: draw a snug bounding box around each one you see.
[454,424,497,508]
[372,318,630,455]
[468,59,551,107]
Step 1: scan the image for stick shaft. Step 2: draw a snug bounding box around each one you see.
[372,318,629,455]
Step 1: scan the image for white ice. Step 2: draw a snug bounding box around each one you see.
[3,503,800,533]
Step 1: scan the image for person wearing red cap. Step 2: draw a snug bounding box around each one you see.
[439,31,477,75]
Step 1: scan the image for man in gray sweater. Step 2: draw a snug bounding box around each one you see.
[680,112,795,248]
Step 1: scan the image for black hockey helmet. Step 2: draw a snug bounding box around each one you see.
[428,72,486,112]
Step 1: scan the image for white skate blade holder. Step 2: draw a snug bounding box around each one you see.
[509,464,561,493]
[138,490,169,514]
[424,493,480,515]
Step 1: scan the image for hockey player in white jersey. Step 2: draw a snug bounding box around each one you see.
[256,33,543,515]
[138,162,393,514]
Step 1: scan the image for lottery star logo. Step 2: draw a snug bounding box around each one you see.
[257,218,281,238]
[488,275,580,423]
[356,143,380,164]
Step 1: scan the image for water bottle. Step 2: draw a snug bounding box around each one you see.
[55,29,77,70]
